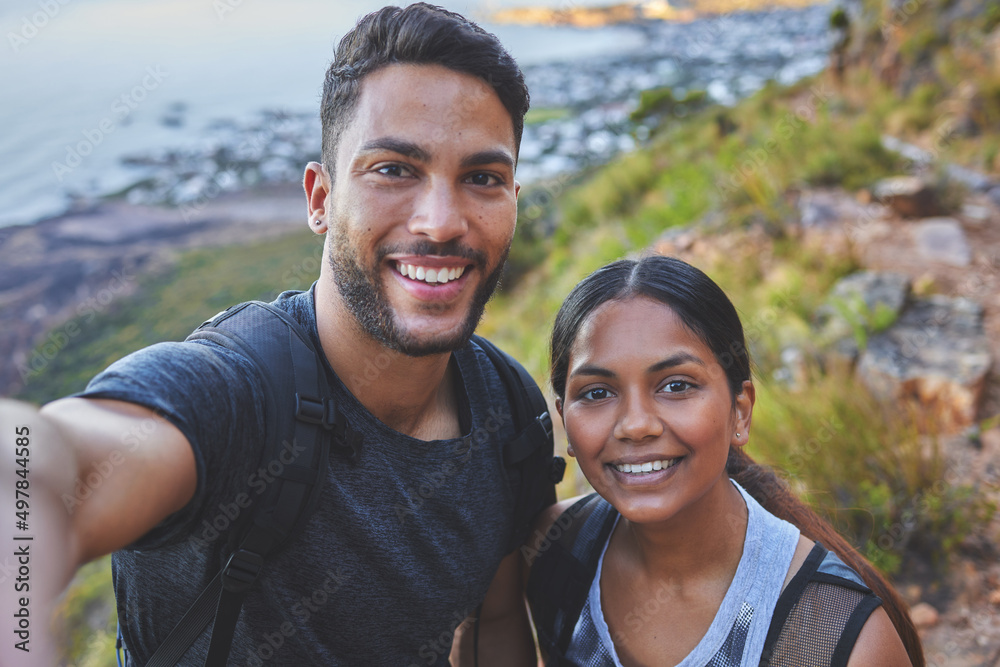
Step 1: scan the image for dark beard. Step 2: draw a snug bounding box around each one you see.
[327,233,508,357]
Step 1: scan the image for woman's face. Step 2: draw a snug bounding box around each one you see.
[558,297,753,525]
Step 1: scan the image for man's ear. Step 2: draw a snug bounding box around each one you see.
[304,162,331,234]
[731,380,755,447]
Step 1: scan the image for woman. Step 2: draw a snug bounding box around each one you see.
[525,255,923,666]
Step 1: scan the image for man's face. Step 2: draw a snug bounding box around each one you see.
[325,63,519,356]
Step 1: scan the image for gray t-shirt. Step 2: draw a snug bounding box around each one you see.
[80,287,519,666]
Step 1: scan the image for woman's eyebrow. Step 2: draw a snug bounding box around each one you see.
[569,365,614,379]
[570,353,705,379]
[649,353,705,373]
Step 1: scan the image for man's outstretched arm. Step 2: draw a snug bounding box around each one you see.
[0,397,196,665]
[450,549,536,666]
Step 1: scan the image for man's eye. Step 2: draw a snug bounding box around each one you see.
[468,173,499,186]
[376,165,408,177]
[583,388,610,400]
[663,381,691,393]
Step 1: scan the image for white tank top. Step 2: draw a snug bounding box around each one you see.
[565,480,801,667]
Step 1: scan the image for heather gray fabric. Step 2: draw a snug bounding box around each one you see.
[79,286,518,666]
[565,481,800,667]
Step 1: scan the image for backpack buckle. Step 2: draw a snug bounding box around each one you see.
[549,456,566,484]
[538,411,553,441]
[294,394,339,430]
[295,394,362,463]
[221,549,264,594]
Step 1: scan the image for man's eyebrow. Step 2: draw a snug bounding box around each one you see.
[358,137,431,162]
[460,149,515,170]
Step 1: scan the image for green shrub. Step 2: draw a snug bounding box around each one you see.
[751,373,995,574]
[524,107,571,125]
[54,556,117,665]
[631,87,709,124]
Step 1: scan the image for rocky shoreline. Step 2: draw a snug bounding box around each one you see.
[0,2,840,399]
[75,4,837,207]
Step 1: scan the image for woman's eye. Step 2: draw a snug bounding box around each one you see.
[583,388,610,400]
[663,380,692,393]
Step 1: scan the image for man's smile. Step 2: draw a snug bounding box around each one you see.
[393,260,468,285]
[388,257,475,303]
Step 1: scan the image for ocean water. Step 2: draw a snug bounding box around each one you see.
[0,0,645,228]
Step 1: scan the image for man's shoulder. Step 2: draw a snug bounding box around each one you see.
[203,288,315,334]
[459,336,532,388]
[267,287,314,321]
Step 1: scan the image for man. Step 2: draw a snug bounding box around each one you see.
[0,4,549,664]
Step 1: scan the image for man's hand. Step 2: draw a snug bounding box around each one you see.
[0,399,79,665]
[450,550,537,666]
[0,397,196,665]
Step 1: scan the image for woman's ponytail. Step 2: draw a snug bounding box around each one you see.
[727,447,925,667]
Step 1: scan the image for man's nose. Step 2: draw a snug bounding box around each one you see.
[406,178,469,243]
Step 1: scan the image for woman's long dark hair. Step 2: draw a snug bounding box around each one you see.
[550,255,924,667]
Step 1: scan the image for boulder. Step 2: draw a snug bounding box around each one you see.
[815,271,912,366]
[857,296,992,433]
[913,217,972,267]
[989,185,1000,208]
[872,176,937,218]
[797,188,871,230]
[909,602,940,629]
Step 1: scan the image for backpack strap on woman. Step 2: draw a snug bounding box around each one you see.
[525,493,618,662]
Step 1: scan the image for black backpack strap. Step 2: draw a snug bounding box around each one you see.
[471,336,565,553]
[525,493,618,661]
[144,301,333,666]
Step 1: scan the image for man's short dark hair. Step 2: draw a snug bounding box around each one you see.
[321,3,530,174]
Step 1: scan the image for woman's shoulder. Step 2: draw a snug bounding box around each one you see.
[765,540,905,667]
[781,535,815,592]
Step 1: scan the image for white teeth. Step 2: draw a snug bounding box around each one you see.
[396,263,467,285]
[615,459,679,475]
